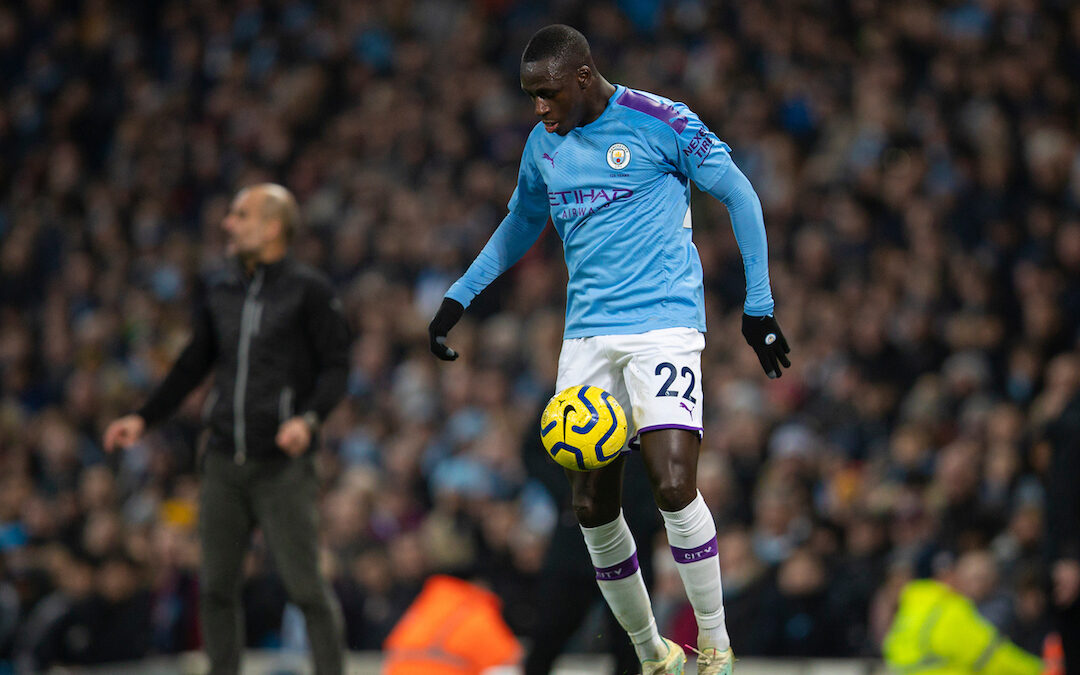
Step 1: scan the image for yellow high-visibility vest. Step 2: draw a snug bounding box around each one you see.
[883,580,1042,675]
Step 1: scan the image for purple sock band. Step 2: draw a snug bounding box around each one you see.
[594,552,640,581]
[670,536,719,564]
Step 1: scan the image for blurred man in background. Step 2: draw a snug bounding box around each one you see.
[1047,389,1080,674]
[103,184,351,675]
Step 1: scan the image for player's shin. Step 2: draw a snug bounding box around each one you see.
[660,491,731,652]
[580,513,667,662]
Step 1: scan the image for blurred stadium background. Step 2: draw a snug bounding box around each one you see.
[1,0,1078,672]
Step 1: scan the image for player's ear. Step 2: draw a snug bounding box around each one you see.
[577,65,591,89]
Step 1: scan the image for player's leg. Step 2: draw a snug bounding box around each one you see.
[568,457,670,666]
[640,430,732,656]
[624,328,733,668]
[555,336,669,666]
[251,456,344,675]
[198,452,256,675]
[639,428,699,511]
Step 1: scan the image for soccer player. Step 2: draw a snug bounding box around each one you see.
[428,25,789,675]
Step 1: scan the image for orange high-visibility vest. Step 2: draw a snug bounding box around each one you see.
[383,575,521,675]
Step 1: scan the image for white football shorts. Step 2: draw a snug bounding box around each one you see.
[554,327,705,450]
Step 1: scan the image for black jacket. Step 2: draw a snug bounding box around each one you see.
[137,257,350,461]
[1047,390,1080,563]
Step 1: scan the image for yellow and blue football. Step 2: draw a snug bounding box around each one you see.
[540,385,628,471]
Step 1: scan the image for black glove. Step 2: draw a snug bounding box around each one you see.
[741,313,791,379]
[428,298,465,361]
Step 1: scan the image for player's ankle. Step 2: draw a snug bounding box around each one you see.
[635,634,669,662]
[696,628,731,652]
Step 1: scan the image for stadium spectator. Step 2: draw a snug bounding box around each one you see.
[382,574,521,674]
[883,549,1043,674]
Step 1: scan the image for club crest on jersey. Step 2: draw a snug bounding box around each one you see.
[606,143,631,170]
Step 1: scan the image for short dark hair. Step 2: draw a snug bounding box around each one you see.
[521,24,591,69]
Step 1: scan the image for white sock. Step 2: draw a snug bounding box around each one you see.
[580,512,666,662]
[661,491,731,651]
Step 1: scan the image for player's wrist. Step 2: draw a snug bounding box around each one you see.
[430,298,465,335]
[742,308,773,318]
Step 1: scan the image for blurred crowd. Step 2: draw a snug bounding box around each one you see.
[1,0,1079,669]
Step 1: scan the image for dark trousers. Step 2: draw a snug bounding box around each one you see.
[1060,598,1080,675]
[523,571,639,675]
[198,451,344,675]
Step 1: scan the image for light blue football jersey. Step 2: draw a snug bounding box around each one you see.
[446,84,774,338]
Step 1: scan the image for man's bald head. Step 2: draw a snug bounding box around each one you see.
[242,183,301,242]
[223,183,298,268]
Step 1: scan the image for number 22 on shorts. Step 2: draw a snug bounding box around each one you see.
[654,361,697,402]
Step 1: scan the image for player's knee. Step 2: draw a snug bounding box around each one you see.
[572,496,619,528]
[652,480,694,512]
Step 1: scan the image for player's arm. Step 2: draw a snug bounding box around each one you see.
[708,163,791,378]
[105,293,216,451]
[429,212,547,360]
[429,134,550,361]
[667,106,791,378]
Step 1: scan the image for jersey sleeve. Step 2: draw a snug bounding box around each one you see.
[507,129,551,224]
[663,104,734,191]
[445,131,550,308]
[705,162,774,315]
[658,105,775,316]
